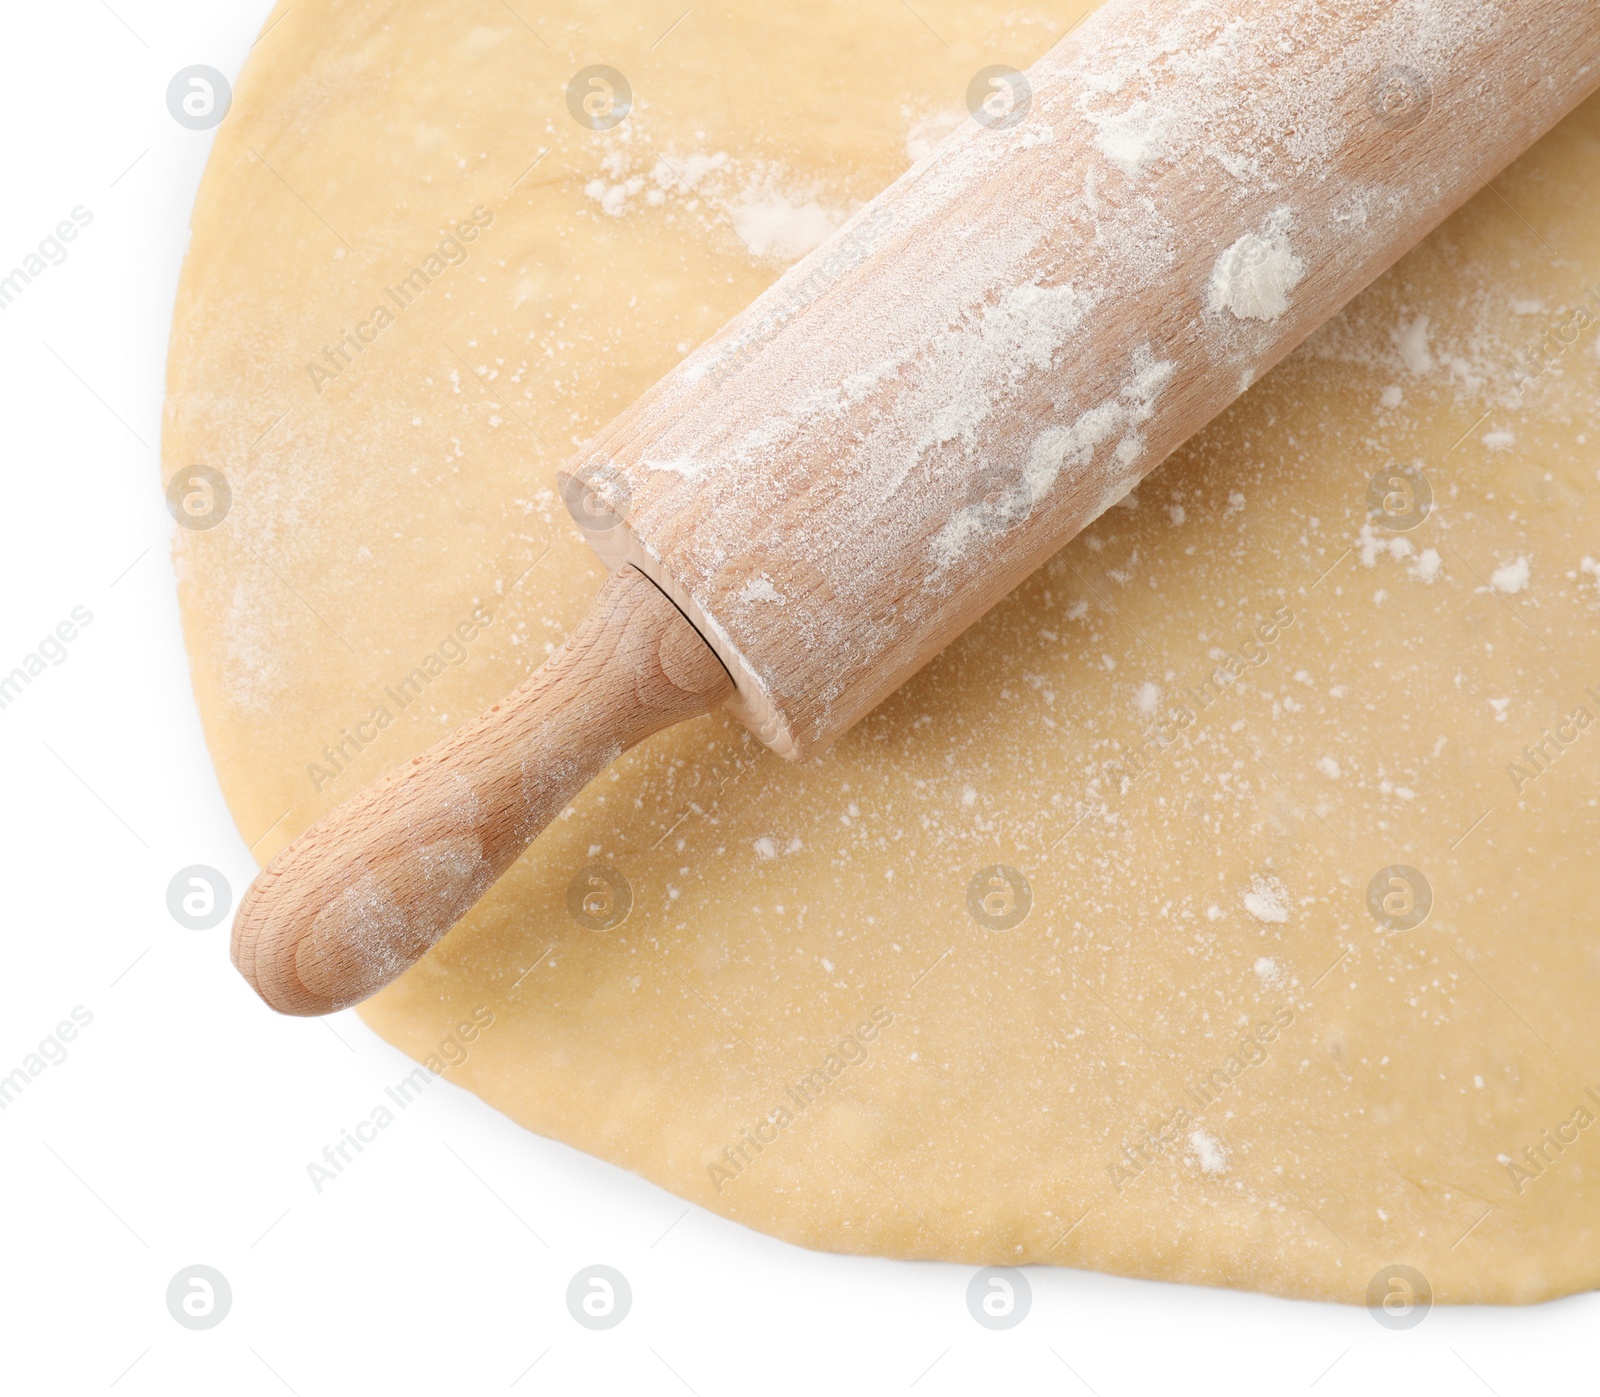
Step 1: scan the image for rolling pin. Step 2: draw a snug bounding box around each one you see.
[232,0,1600,1015]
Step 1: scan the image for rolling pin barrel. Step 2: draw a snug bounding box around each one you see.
[234,0,1600,1014]
[565,0,1600,759]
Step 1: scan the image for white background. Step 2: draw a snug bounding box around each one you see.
[0,2,1593,1394]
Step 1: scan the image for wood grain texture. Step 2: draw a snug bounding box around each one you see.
[232,0,1600,1016]
[563,0,1600,759]
[231,566,731,1015]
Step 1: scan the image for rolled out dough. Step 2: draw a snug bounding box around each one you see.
[166,0,1600,1302]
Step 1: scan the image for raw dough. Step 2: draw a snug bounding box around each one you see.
[166,0,1600,1302]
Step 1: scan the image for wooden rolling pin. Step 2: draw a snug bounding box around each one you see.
[233,0,1600,1014]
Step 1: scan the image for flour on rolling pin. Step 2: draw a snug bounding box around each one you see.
[564,0,1600,760]
[229,0,1600,1018]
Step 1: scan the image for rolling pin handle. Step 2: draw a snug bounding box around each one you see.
[230,566,731,1016]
